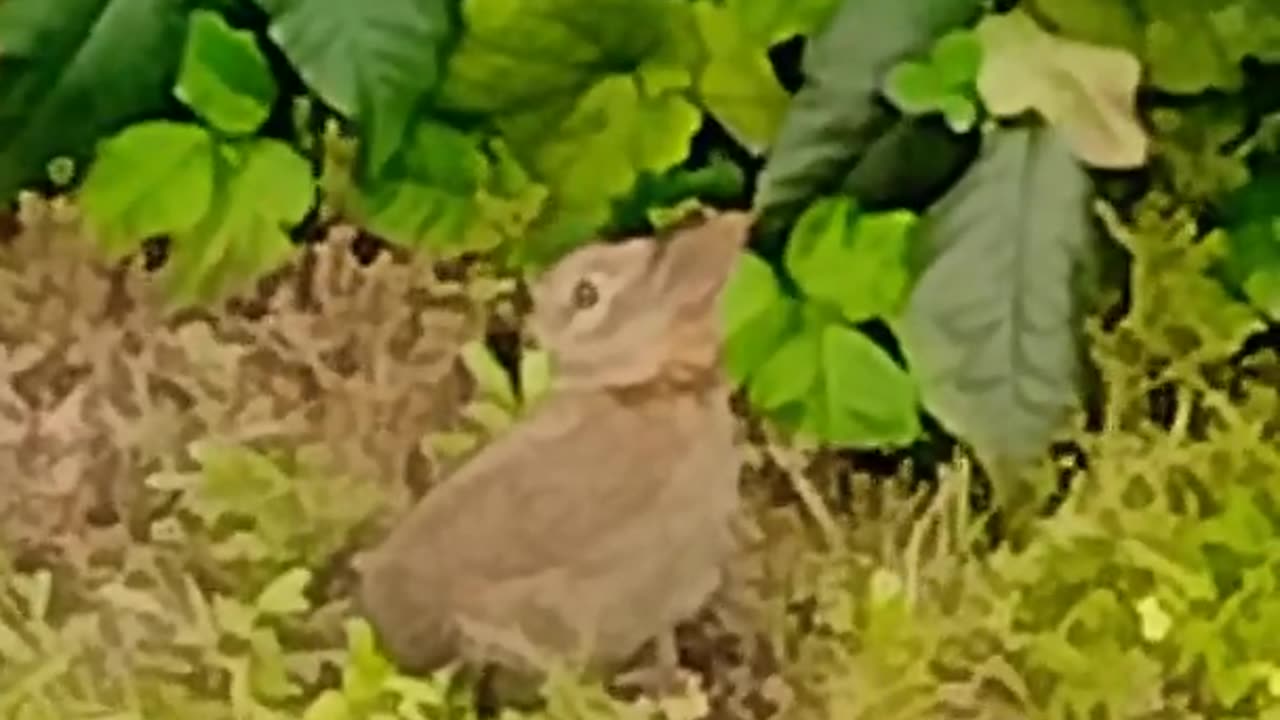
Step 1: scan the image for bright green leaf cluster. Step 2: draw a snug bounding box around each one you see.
[884,29,983,132]
[437,0,705,258]
[722,197,921,447]
[79,10,315,304]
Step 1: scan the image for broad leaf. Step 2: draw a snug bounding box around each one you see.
[256,0,455,176]
[897,124,1097,472]
[750,325,822,411]
[753,0,983,230]
[0,0,189,202]
[784,196,916,322]
[747,313,921,447]
[164,138,314,302]
[439,0,704,255]
[976,9,1147,169]
[357,120,548,257]
[79,121,216,258]
[807,321,920,446]
[692,2,790,154]
[175,9,278,136]
[721,252,800,382]
[727,0,841,42]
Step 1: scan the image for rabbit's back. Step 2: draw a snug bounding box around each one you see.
[356,382,740,673]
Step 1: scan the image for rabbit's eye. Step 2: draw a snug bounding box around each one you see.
[571,278,599,309]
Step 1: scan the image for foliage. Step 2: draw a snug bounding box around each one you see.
[723,197,921,447]
[7,0,1280,716]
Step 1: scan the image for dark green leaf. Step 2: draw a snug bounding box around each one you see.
[0,0,189,202]
[79,121,217,258]
[256,0,455,176]
[175,9,277,136]
[897,124,1097,472]
[753,0,983,227]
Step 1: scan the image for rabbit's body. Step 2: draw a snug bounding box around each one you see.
[358,379,738,673]
[356,211,752,679]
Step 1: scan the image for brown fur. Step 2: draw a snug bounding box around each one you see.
[354,211,754,682]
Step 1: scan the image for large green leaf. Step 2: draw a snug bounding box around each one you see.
[692,2,790,154]
[256,0,454,176]
[175,9,278,137]
[783,196,916,323]
[897,124,1097,472]
[79,121,217,257]
[438,0,704,255]
[753,0,983,232]
[721,252,801,382]
[164,138,314,303]
[0,0,189,202]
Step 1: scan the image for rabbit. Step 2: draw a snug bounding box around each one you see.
[353,209,754,692]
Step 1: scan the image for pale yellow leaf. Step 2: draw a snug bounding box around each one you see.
[976,9,1148,169]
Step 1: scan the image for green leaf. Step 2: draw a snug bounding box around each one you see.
[884,62,944,112]
[0,0,189,202]
[79,121,217,258]
[164,138,314,303]
[692,2,790,154]
[439,0,704,253]
[975,9,1148,169]
[755,0,983,229]
[726,0,840,43]
[808,323,920,446]
[175,10,277,136]
[255,568,313,616]
[256,0,455,176]
[721,252,799,381]
[897,125,1096,473]
[784,197,916,323]
[357,120,547,257]
[931,29,982,87]
[749,326,822,410]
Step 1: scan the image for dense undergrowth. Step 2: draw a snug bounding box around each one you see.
[4,0,1280,717]
[3,192,1280,717]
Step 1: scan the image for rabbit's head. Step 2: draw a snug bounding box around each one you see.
[529,210,753,390]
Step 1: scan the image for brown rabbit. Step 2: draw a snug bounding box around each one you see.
[354,210,753,689]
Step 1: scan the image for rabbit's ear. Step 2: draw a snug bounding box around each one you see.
[651,210,753,314]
